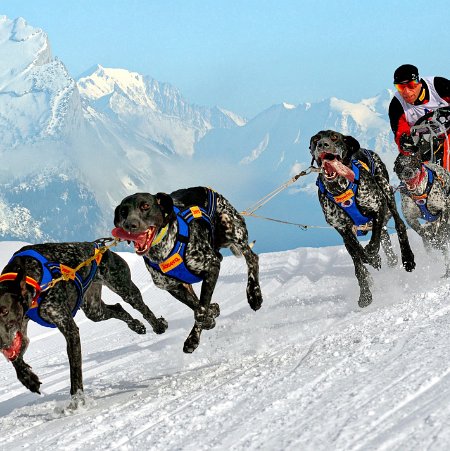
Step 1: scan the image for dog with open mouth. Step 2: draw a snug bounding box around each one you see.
[394,152,450,277]
[113,187,263,353]
[310,130,415,307]
[0,241,167,399]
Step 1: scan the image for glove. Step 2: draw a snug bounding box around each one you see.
[399,133,418,153]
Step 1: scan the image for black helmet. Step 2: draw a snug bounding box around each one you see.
[393,64,419,84]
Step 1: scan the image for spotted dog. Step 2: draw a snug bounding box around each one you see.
[310,130,415,307]
[394,152,450,276]
[113,187,263,353]
[0,242,167,399]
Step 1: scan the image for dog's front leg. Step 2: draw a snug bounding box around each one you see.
[11,329,41,394]
[387,190,415,272]
[435,220,450,278]
[339,227,381,270]
[364,203,386,262]
[195,257,221,327]
[340,230,373,307]
[61,318,83,396]
[184,255,221,354]
[12,357,42,394]
[380,225,398,267]
[41,302,83,396]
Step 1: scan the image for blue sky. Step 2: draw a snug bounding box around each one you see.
[2,0,449,118]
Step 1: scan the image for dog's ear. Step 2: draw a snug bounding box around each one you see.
[309,133,322,165]
[309,133,321,153]
[113,205,124,227]
[343,135,360,154]
[14,266,27,298]
[156,192,174,220]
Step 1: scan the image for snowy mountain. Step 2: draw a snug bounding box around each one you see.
[0,236,449,450]
[78,65,245,158]
[0,16,82,147]
[0,16,400,252]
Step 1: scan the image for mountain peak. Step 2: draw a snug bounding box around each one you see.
[282,102,296,110]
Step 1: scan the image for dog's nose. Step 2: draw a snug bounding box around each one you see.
[124,220,140,232]
[317,140,330,150]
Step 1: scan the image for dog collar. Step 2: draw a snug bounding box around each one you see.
[151,224,169,247]
[0,273,41,309]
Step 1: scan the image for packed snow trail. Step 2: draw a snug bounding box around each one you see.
[0,237,449,450]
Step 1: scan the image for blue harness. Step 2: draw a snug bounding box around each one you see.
[9,244,101,328]
[401,166,441,222]
[144,189,217,284]
[317,156,374,236]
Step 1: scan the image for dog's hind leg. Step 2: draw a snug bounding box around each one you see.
[215,198,263,311]
[163,284,207,354]
[100,252,168,334]
[231,243,263,311]
[82,284,147,335]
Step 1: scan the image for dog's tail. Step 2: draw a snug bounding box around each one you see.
[230,240,255,257]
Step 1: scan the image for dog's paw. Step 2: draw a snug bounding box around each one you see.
[358,292,372,308]
[183,333,200,354]
[402,257,416,272]
[128,319,146,335]
[18,367,41,394]
[364,241,379,256]
[193,306,216,330]
[202,317,216,330]
[247,286,263,311]
[152,317,168,334]
[209,303,221,318]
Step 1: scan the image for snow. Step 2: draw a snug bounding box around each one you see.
[329,97,388,135]
[1,235,450,450]
[282,102,296,110]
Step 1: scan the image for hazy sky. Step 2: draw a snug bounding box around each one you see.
[2,0,449,118]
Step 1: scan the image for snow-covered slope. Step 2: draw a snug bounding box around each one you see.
[0,236,449,450]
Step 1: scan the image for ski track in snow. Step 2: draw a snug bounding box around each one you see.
[0,236,450,450]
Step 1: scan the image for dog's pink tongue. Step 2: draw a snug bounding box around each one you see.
[111,227,147,246]
[323,159,355,182]
[1,331,22,361]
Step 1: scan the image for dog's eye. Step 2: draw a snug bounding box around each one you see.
[330,134,339,142]
[120,207,128,217]
[140,203,150,211]
[0,306,8,317]
[312,136,320,143]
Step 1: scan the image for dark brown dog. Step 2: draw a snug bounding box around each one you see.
[0,241,167,401]
[310,130,415,307]
[113,187,263,353]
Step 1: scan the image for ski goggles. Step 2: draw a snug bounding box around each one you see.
[394,79,419,92]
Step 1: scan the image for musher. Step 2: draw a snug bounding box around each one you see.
[388,64,450,169]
